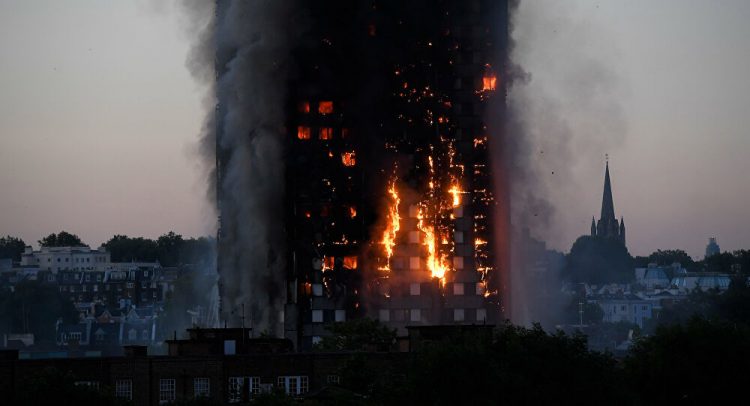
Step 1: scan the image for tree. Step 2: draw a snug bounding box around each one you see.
[647,249,695,269]
[13,367,129,406]
[0,280,78,341]
[157,231,184,267]
[37,231,86,248]
[315,318,396,352]
[564,295,604,325]
[702,251,736,273]
[0,235,26,262]
[565,236,634,284]
[394,323,626,405]
[179,237,216,267]
[625,318,750,404]
[103,235,159,262]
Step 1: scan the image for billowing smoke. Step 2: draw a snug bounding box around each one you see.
[179,0,300,335]
[500,1,627,325]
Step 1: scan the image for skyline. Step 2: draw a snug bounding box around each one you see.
[1,0,749,259]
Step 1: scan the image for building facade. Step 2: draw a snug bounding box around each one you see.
[20,245,111,273]
[216,0,510,350]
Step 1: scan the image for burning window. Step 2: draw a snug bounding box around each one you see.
[482,75,497,91]
[343,256,358,270]
[299,101,310,113]
[323,256,335,271]
[349,206,357,218]
[318,101,334,115]
[319,127,333,140]
[409,257,420,270]
[297,126,311,140]
[341,151,356,167]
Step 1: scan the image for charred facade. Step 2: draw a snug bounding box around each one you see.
[217,0,509,350]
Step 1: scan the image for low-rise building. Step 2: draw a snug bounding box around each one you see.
[21,245,111,273]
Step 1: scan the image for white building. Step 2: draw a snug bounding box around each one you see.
[594,295,654,328]
[21,246,111,273]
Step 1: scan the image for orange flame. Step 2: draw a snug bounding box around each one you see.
[417,206,448,280]
[297,126,311,140]
[449,184,462,208]
[482,75,497,91]
[380,179,400,271]
[349,206,357,218]
[320,127,333,140]
[343,256,358,270]
[318,101,333,114]
[341,151,356,166]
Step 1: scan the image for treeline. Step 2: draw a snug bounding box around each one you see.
[103,232,215,267]
[308,316,750,405]
[0,280,78,342]
[563,235,750,284]
[0,231,215,267]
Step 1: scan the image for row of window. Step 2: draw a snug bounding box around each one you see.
[311,309,346,323]
[377,308,487,323]
[110,376,311,403]
[47,256,104,263]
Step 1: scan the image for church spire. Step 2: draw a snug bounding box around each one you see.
[600,161,616,222]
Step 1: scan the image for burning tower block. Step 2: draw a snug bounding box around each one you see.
[218,0,509,350]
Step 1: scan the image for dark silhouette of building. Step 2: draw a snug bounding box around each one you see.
[705,237,720,258]
[591,162,626,246]
[0,325,486,405]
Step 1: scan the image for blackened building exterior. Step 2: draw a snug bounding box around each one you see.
[217,0,509,350]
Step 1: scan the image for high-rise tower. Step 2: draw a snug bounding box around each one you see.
[216,0,510,350]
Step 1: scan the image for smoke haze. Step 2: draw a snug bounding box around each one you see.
[178,0,299,335]
[504,1,627,325]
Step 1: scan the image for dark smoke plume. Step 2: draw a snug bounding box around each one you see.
[501,1,628,325]
[178,0,300,335]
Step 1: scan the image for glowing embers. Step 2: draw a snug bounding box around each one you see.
[319,127,333,140]
[349,206,357,219]
[379,179,401,272]
[299,101,310,113]
[318,101,334,115]
[341,151,356,167]
[297,126,311,140]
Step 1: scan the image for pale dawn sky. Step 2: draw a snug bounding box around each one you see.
[0,0,748,258]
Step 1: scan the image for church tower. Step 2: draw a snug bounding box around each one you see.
[591,161,626,246]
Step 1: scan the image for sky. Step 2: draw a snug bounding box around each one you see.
[0,0,748,259]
